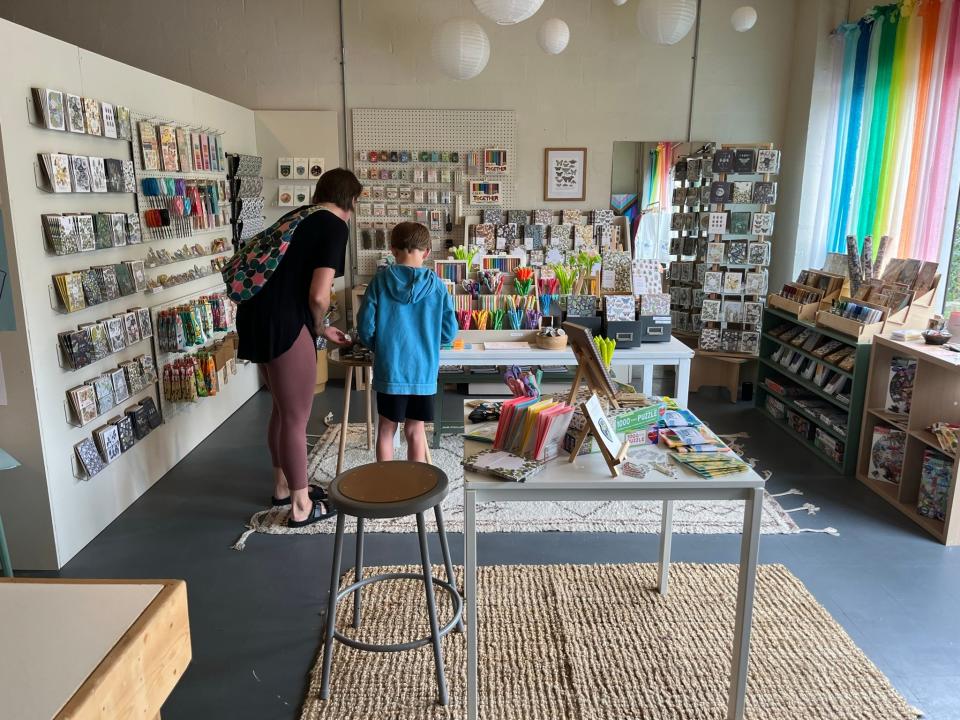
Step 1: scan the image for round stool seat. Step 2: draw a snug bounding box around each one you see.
[329,461,449,519]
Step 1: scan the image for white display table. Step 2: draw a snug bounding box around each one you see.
[461,404,765,720]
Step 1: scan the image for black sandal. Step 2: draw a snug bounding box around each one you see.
[287,499,337,528]
[272,485,327,507]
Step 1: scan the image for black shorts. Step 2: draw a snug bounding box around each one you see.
[376,393,435,423]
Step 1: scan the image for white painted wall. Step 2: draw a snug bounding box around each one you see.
[1,0,803,209]
[0,0,344,112]
[0,19,260,569]
[342,0,799,209]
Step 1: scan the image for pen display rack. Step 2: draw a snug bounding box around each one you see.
[351,108,516,276]
[130,111,231,241]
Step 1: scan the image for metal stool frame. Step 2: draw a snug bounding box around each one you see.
[319,504,463,705]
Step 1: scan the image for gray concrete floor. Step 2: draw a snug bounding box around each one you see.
[45,384,960,720]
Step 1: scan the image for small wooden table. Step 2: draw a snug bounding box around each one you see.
[328,350,374,475]
[0,578,191,719]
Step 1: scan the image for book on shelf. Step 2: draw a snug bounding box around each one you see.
[91,374,115,415]
[158,124,180,172]
[74,437,105,477]
[83,97,102,136]
[867,425,906,484]
[176,127,192,172]
[32,87,66,131]
[66,93,85,133]
[138,121,159,171]
[68,384,98,426]
[88,156,107,193]
[94,424,122,463]
[114,415,136,452]
[101,102,117,139]
[885,357,917,415]
[917,449,952,521]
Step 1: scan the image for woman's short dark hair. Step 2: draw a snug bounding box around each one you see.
[312,168,363,210]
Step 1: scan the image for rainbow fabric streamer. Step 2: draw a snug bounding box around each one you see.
[819,1,960,261]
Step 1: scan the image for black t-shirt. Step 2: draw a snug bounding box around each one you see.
[236,207,347,363]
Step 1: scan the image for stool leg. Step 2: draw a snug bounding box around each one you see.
[434,504,463,633]
[352,517,365,628]
[320,513,346,700]
[416,512,449,706]
[337,369,354,476]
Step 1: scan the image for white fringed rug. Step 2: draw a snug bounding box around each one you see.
[232,424,828,549]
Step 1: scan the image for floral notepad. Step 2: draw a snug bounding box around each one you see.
[464,449,546,482]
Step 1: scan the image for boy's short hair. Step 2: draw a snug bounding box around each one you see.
[312,168,363,211]
[390,222,431,252]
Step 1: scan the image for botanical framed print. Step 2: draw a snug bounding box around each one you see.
[544,147,587,201]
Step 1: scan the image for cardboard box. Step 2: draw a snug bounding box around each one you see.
[613,402,663,433]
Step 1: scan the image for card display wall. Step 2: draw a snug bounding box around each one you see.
[0,18,260,569]
[350,108,516,276]
[666,143,780,356]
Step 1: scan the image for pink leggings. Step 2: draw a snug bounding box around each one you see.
[262,326,317,491]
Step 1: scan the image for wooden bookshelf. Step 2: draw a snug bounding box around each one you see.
[856,335,960,545]
[755,307,872,475]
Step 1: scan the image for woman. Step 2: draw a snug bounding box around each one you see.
[237,168,362,527]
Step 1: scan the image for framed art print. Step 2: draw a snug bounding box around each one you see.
[544,147,586,201]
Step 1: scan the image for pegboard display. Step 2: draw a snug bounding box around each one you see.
[351,108,516,276]
[130,111,231,242]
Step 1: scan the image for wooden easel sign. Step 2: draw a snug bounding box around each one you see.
[562,321,620,408]
[569,393,630,477]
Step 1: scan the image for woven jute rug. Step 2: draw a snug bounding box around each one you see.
[300,563,919,720]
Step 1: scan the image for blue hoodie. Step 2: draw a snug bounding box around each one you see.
[357,265,458,395]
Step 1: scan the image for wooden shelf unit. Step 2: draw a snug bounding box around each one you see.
[755,307,872,475]
[856,335,960,545]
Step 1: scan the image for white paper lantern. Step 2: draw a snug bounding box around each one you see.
[431,19,491,80]
[613,0,629,5]
[537,18,570,55]
[635,0,697,45]
[731,6,758,32]
[472,0,544,25]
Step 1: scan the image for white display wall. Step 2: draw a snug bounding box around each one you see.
[0,19,260,569]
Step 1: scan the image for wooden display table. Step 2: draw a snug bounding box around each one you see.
[328,349,432,469]
[689,350,757,403]
[327,350,374,474]
[0,578,190,719]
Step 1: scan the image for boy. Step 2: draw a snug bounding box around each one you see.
[358,222,458,462]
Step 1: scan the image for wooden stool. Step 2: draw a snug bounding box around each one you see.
[690,351,757,403]
[328,349,432,471]
[319,461,463,705]
[328,350,374,475]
